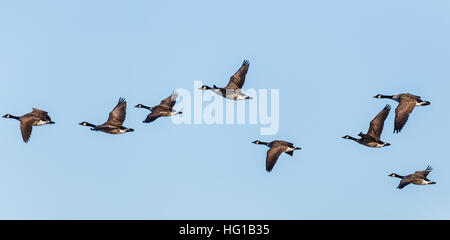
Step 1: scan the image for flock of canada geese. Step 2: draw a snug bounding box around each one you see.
[3,60,436,190]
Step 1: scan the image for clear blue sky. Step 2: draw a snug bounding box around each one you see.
[1,0,449,219]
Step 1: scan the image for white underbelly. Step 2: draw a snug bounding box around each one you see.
[225,92,248,100]
[118,129,128,134]
[417,179,432,185]
[285,147,296,152]
[34,120,49,126]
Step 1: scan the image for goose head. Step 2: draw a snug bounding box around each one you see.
[389,173,403,179]
[373,94,383,99]
[3,114,20,120]
[252,140,269,145]
[199,85,212,90]
[79,121,89,126]
[135,104,152,110]
[373,94,394,99]
[79,121,96,130]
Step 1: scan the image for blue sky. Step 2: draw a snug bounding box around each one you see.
[0,0,449,219]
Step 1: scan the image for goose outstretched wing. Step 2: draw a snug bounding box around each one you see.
[226,60,250,90]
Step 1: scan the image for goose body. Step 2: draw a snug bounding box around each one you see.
[3,108,55,143]
[252,140,301,172]
[343,104,391,148]
[79,98,134,134]
[135,91,182,123]
[389,166,436,189]
[374,93,430,133]
[200,60,252,100]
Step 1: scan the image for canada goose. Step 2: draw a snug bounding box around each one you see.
[252,140,301,172]
[200,60,252,100]
[2,108,55,143]
[135,91,182,123]
[342,104,391,148]
[79,98,134,134]
[373,93,430,133]
[389,166,436,189]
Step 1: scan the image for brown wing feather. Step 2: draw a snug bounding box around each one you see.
[394,98,416,133]
[367,104,391,141]
[266,144,285,172]
[226,60,250,90]
[397,179,412,189]
[19,117,34,143]
[31,108,48,117]
[280,140,294,147]
[159,91,178,108]
[404,93,421,99]
[106,98,127,126]
[414,166,432,179]
[143,111,161,123]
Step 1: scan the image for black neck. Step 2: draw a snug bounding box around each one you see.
[5,114,20,120]
[393,174,404,179]
[82,122,97,128]
[380,95,394,99]
[257,141,269,146]
[347,136,359,141]
[138,104,152,110]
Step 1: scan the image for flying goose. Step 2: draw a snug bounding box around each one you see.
[389,166,436,189]
[374,93,430,133]
[135,91,182,123]
[2,108,55,143]
[79,98,134,134]
[200,60,252,100]
[342,104,391,148]
[252,140,301,172]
